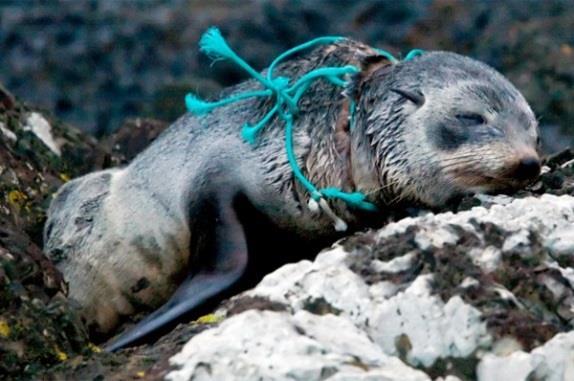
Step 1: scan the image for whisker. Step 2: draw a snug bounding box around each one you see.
[439,160,482,171]
[363,178,401,196]
[439,155,507,171]
[388,192,407,205]
[405,152,486,167]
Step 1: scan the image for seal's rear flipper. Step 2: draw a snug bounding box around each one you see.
[104,193,248,352]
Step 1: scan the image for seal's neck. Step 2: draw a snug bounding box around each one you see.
[348,81,409,207]
[294,42,399,211]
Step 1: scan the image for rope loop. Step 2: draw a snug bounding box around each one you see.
[185,27,424,230]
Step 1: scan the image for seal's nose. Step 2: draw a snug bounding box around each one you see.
[513,157,541,181]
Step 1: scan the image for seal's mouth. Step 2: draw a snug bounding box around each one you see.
[457,175,531,193]
[450,170,540,195]
[442,153,541,195]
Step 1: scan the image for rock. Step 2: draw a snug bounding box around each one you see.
[0,85,98,380]
[168,194,574,380]
[22,112,62,156]
[168,310,430,381]
[95,117,169,169]
[477,331,574,381]
[0,85,98,242]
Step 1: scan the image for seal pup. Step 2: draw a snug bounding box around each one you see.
[44,37,540,351]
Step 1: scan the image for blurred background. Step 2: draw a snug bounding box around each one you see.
[0,0,573,151]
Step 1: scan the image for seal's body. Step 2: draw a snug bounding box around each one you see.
[44,39,540,351]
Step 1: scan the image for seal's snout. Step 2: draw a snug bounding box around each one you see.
[511,156,541,181]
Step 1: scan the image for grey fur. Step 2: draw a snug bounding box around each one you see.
[44,39,539,336]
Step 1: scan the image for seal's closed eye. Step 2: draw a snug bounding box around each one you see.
[455,113,487,126]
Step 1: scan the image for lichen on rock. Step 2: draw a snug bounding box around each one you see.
[0,85,97,380]
[168,310,430,381]
[168,194,574,381]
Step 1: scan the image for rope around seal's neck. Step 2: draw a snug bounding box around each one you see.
[185,27,423,231]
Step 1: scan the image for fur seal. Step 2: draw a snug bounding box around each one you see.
[43,37,540,351]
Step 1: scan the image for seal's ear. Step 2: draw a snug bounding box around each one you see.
[390,88,425,106]
[345,54,395,101]
[334,98,352,159]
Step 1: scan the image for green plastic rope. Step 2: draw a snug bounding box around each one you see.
[404,48,425,61]
[185,27,423,217]
[375,48,399,64]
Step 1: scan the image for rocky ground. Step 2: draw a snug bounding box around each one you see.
[0,83,95,379]
[180,194,573,381]
[1,81,573,380]
[0,85,170,380]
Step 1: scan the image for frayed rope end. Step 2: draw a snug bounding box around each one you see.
[199,27,235,63]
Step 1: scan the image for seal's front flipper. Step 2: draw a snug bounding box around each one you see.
[104,194,248,352]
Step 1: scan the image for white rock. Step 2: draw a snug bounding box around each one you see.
[459,277,479,288]
[530,332,574,381]
[490,337,524,356]
[477,351,534,381]
[243,260,313,305]
[467,246,501,273]
[477,331,574,381]
[167,310,430,381]
[546,226,574,256]
[169,195,574,380]
[368,275,491,367]
[23,112,61,156]
[414,225,459,249]
[0,122,17,142]
[378,195,574,249]
[371,251,416,273]
[475,193,515,205]
[368,281,401,301]
[435,376,463,381]
[241,246,372,327]
[549,261,574,289]
[501,229,530,252]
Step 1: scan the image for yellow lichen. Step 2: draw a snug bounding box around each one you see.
[195,313,221,325]
[59,173,71,182]
[7,190,26,206]
[54,347,68,361]
[136,371,146,378]
[88,342,102,353]
[0,319,11,338]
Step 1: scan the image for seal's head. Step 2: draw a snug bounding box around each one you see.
[352,51,540,207]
